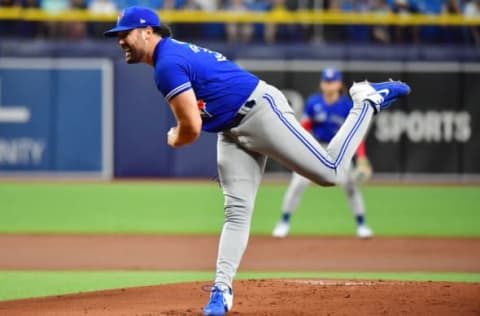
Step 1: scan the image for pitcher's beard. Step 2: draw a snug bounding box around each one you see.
[124,49,144,64]
[125,51,139,64]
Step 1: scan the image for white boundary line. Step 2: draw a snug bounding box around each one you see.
[0,58,114,179]
[236,60,480,73]
[0,171,107,178]
[285,280,392,286]
[101,59,114,180]
[373,173,480,183]
[0,58,112,70]
[263,171,480,183]
[5,58,478,73]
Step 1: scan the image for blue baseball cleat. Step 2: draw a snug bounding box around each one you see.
[203,285,233,316]
[349,80,411,113]
[369,80,411,111]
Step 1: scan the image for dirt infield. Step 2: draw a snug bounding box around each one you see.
[1,235,480,315]
[1,279,479,315]
[0,235,479,271]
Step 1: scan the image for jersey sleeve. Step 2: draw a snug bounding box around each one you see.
[356,140,367,158]
[303,96,316,118]
[300,117,313,131]
[300,97,315,131]
[155,60,192,101]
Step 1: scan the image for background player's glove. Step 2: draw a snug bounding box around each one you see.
[352,157,373,184]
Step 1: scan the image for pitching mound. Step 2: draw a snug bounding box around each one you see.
[1,279,479,316]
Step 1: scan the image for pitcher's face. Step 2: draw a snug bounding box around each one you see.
[118,28,147,64]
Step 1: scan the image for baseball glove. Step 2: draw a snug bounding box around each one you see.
[352,157,373,184]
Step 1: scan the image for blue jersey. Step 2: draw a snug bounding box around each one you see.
[153,37,260,132]
[303,93,353,143]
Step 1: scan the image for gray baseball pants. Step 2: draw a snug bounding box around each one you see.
[214,80,374,288]
[281,170,365,219]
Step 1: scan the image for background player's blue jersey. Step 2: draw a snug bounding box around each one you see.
[153,37,259,132]
[304,93,353,143]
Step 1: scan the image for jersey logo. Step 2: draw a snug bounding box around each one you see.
[313,111,327,122]
[197,99,212,118]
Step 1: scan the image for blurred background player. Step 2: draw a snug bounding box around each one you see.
[272,68,374,239]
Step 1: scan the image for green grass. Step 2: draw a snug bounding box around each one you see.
[1,183,478,303]
[0,182,479,236]
[1,271,479,302]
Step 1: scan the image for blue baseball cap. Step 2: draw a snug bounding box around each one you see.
[104,6,160,37]
[321,67,342,82]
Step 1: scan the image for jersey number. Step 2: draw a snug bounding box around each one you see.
[188,44,227,62]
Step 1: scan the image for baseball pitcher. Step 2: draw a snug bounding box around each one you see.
[104,7,410,316]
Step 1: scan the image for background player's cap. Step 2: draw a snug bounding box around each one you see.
[321,67,342,82]
[104,6,160,37]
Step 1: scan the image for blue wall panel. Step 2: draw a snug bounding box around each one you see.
[0,69,54,170]
[55,70,103,171]
[0,61,106,174]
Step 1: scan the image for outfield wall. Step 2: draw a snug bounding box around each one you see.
[0,52,478,178]
[0,58,113,178]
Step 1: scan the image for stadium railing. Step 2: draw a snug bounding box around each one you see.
[0,8,480,26]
